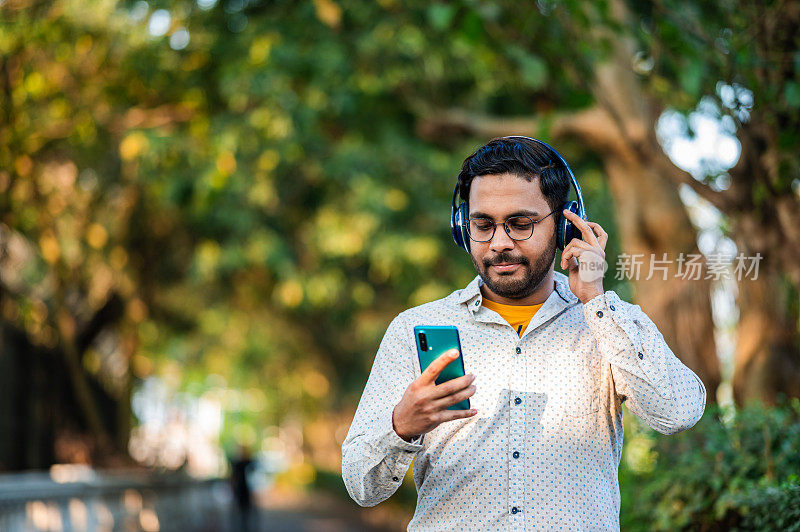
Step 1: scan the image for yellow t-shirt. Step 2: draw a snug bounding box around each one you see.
[481,298,544,337]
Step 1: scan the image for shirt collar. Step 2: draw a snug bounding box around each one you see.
[456,275,483,305]
[552,271,580,304]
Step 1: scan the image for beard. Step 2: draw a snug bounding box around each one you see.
[471,232,557,300]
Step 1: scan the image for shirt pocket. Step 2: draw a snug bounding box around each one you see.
[548,347,601,417]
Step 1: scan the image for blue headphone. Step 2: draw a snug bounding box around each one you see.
[450,135,586,253]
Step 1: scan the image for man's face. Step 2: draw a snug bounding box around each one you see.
[468,172,557,300]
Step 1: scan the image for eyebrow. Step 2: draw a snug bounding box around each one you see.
[469,209,540,220]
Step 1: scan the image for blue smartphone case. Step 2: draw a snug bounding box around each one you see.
[413,325,470,411]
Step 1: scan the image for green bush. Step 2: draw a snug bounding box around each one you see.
[620,398,800,531]
[730,479,800,531]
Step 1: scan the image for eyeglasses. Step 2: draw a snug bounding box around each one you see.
[467,210,558,242]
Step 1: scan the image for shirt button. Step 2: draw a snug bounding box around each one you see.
[596,310,603,318]
[512,451,520,459]
[515,346,521,354]
[511,507,519,514]
[514,397,522,405]
[609,305,615,311]
[475,300,480,307]
[638,352,644,360]
[392,476,399,482]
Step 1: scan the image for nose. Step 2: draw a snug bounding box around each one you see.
[488,223,515,253]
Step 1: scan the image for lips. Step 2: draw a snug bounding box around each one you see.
[491,262,521,272]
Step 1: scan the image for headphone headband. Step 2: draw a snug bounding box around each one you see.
[450,135,586,253]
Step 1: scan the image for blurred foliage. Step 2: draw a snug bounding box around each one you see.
[620,399,800,531]
[0,0,623,452]
[3,0,796,487]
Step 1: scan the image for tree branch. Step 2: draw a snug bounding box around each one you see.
[76,292,125,354]
[413,104,621,150]
[108,103,195,135]
[648,151,739,212]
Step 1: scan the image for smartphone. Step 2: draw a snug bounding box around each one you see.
[413,325,470,411]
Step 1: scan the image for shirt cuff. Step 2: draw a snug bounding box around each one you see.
[582,292,634,354]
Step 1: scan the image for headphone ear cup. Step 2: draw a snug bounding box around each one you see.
[450,185,471,253]
[451,203,460,248]
[557,201,579,250]
[456,202,470,253]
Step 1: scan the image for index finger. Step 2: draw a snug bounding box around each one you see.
[585,221,608,250]
[563,209,600,247]
[421,349,460,384]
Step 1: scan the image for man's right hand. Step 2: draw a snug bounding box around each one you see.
[392,349,477,442]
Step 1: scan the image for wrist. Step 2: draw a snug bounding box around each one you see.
[580,287,604,304]
[392,407,414,442]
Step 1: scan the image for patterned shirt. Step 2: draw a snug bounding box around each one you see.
[341,271,707,531]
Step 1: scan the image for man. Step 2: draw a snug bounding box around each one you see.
[229,444,256,531]
[341,136,706,531]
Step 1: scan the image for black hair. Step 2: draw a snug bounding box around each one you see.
[457,137,571,213]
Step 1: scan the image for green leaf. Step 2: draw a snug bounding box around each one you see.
[506,45,549,90]
[679,60,705,98]
[783,82,800,108]
[427,4,456,31]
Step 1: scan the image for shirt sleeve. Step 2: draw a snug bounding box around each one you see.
[582,291,707,435]
[341,312,424,507]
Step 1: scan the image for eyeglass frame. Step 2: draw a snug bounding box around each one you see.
[466,209,559,242]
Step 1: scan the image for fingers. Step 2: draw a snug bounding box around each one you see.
[560,240,603,268]
[561,256,579,271]
[561,243,605,271]
[432,382,477,409]
[421,348,460,384]
[430,372,475,399]
[585,221,608,249]
[562,209,598,246]
[563,239,604,259]
[437,408,478,423]
[401,361,478,435]
[562,210,602,248]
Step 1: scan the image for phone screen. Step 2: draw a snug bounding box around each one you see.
[413,325,470,411]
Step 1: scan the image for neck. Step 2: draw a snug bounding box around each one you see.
[480,268,555,306]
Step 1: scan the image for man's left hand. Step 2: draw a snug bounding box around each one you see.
[559,210,608,304]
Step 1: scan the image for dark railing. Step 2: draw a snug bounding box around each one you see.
[0,467,230,531]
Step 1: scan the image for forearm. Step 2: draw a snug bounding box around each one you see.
[583,291,707,434]
[342,410,423,506]
[341,312,425,506]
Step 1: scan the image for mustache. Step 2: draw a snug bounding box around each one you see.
[483,253,530,267]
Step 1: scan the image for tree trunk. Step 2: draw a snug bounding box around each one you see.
[0,310,132,470]
[730,234,800,405]
[601,150,721,397]
[574,46,722,399]
[602,0,800,406]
